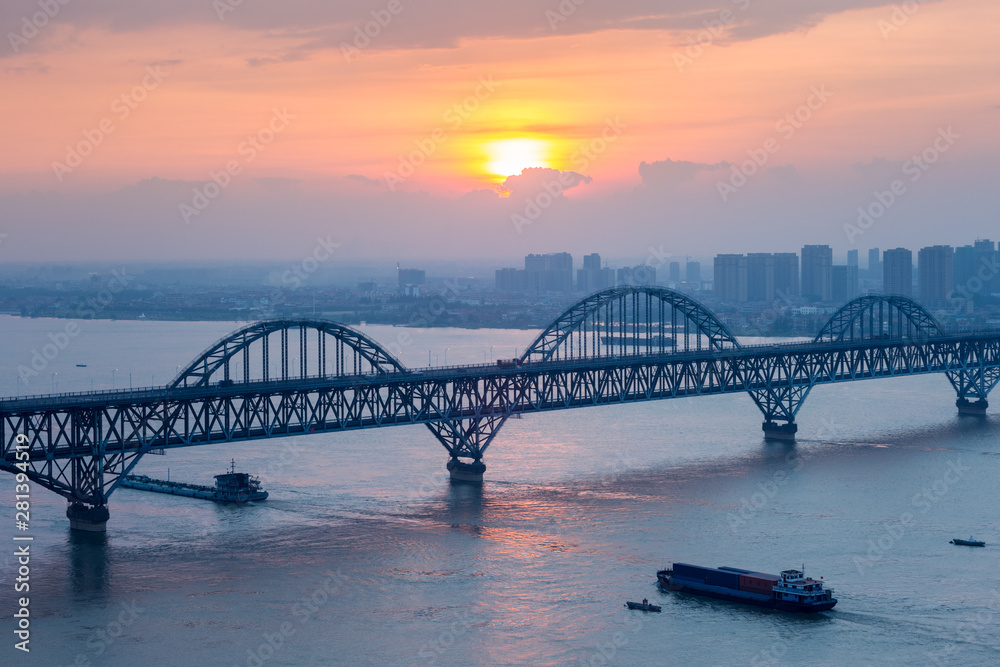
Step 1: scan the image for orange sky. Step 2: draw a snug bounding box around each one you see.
[0,0,997,262]
[1,0,996,194]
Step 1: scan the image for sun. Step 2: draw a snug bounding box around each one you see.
[484,138,551,178]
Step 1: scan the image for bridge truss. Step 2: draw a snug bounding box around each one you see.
[2,290,999,529]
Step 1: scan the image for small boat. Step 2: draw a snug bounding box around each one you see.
[76,364,87,367]
[625,600,661,612]
[950,537,986,547]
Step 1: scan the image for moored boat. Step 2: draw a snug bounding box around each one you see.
[950,537,986,547]
[657,564,836,613]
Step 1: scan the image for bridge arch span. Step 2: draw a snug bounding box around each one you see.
[521,286,741,363]
[814,294,943,343]
[169,319,407,388]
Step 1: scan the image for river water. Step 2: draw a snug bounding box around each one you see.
[1,316,999,666]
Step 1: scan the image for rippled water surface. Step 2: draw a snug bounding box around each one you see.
[1,316,999,666]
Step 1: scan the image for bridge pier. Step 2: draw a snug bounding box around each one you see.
[762,421,798,441]
[447,458,486,484]
[66,503,110,532]
[956,398,989,416]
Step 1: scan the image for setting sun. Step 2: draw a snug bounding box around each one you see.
[484,138,551,178]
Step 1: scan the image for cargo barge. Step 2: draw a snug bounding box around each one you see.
[657,563,836,612]
[120,460,268,503]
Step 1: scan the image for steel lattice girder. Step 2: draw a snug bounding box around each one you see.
[814,294,944,343]
[170,319,409,387]
[5,335,1000,503]
[521,286,741,363]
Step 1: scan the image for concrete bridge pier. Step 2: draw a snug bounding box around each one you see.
[956,398,989,416]
[762,421,798,441]
[447,458,486,484]
[66,503,110,532]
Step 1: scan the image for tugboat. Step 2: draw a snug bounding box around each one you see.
[657,564,837,612]
[950,536,986,547]
[120,460,268,503]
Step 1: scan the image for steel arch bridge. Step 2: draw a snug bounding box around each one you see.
[3,289,1000,531]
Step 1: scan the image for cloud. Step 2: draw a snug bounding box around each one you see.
[345,174,383,188]
[0,153,996,264]
[638,158,729,188]
[0,0,918,59]
[4,62,48,74]
[501,167,591,199]
[254,177,302,189]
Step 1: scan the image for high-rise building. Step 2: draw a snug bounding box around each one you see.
[668,261,681,283]
[713,254,747,303]
[525,252,573,292]
[954,245,976,288]
[974,240,999,296]
[832,265,859,303]
[867,248,882,281]
[397,268,426,287]
[495,268,526,292]
[974,239,996,254]
[847,249,859,268]
[577,253,614,292]
[801,245,833,301]
[746,253,775,302]
[918,245,954,306]
[686,261,701,284]
[773,253,799,299]
[883,248,913,297]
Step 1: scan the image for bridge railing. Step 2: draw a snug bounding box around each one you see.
[3,328,999,408]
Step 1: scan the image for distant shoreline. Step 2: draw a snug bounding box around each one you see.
[0,312,545,332]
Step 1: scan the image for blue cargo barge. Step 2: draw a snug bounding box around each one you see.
[657,563,837,612]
